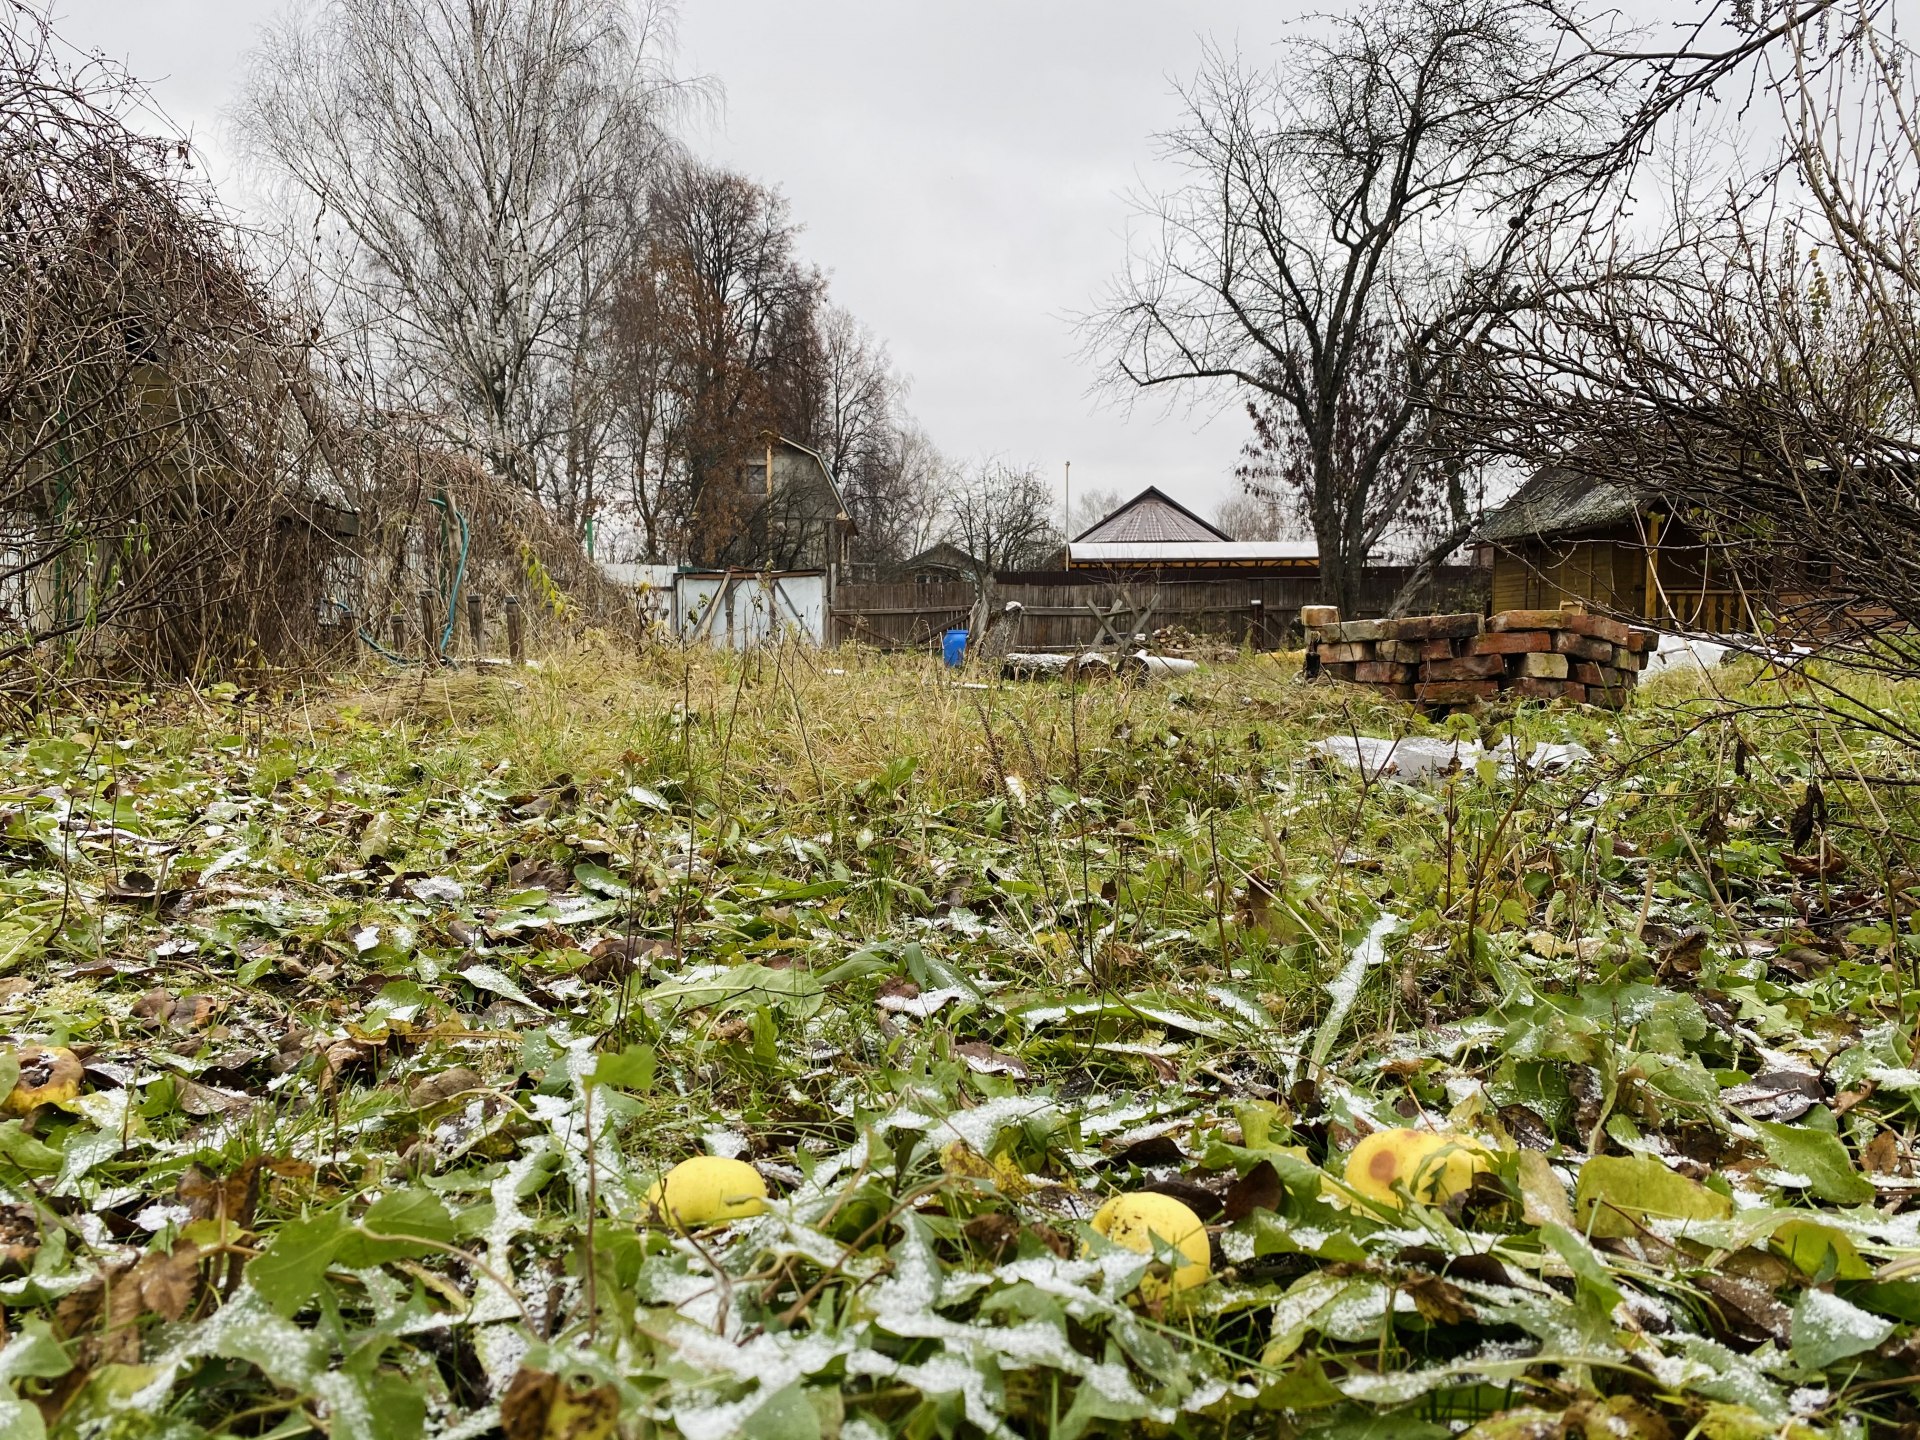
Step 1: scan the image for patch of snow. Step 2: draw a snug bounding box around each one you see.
[1640,633,1730,678]
[132,1202,195,1233]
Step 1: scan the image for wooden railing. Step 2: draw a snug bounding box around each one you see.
[1659,589,1754,634]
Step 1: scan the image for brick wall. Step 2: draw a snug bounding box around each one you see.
[1303,606,1657,713]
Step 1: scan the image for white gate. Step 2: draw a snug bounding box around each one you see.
[672,571,828,648]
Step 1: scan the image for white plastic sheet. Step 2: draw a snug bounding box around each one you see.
[1312,734,1590,783]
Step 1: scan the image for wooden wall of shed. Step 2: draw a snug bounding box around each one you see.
[1491,535,1645,617]
[1491,530,1760,631]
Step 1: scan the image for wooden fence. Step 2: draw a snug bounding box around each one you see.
[832,566,1485,651]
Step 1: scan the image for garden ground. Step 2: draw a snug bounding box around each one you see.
[1,642,1919,1439]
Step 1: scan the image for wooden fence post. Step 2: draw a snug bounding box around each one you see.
[466,591,484,656]
[388,613,406,654]
[1247,598,1265,650]
[417,589,439,662]
[504,596,524,664]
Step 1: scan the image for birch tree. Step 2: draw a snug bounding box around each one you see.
[236,0,695,522]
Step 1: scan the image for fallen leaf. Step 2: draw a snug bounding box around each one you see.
[1221,1160,1282,1222]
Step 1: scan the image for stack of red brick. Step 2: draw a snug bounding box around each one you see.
[1302,605,1658,711]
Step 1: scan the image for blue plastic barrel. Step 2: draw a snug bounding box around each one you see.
[942,628,969,667]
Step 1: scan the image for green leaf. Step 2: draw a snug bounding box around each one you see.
[247,1209,347,1317]
[1771,1217,1872,1281]
[1753,1121,1875,1204]
[574,862,633,898]
[335,1189,456,1267]
[1573,1155,1732,1238]
[0,1122,62,1177]
[740,1383,821,1440]
[0,1321,71,1384]
[1539,1222,1623,1310]
[589,1044,655,1092]
[0,1398,43,1440]
[647,963,824,1022]
[1792,1288,1894,1369]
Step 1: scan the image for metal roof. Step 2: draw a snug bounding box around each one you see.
[1068,540,1319,566]
[1075,486,1235,544]
[1475,466,1645,543]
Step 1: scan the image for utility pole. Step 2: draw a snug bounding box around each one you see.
[1063,460,1072,572]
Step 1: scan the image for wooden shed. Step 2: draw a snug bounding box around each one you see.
[1475,467,1756,633]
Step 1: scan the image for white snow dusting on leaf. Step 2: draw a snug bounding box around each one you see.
[1311,914,1400,1070]
[876,984,969,1016]
[409,875,465,904]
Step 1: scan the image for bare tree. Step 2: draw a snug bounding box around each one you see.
[1215,492,1309,542]
[608,160,824,564]
[808,307,948,571]
[1460,1,1920,657]
[835,415,949,573]
[945,463,1063,581]
[1090,0,1618,611]
[1068,486,1123,539]
[813,306,895,482]
[236,0,695,520]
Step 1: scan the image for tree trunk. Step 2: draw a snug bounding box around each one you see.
[1385,519,1479,617]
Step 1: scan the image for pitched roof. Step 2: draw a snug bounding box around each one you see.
[1475,466,1646,543]
[768,433,858,534]
[1069,539,1318,567]
[1074,486,1234,544]
[903,541,983,572]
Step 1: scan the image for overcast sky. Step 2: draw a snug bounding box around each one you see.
[46,0,1312,527]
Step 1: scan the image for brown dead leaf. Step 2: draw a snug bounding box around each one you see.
[1655,928,1709,980]
[322,1038,375,1086]
[1770,945,1833,980]
[176,1159,261,1230]
[409,1066,485,1109]
[1140,1176,1224,1221]
[579,935,673,982]
[1788,781,1828,851]
[962,1213,1021,1262]
[1833,1083,1876,1117]
[128,1242,201,1323]
[1221,1160,1282,1222]
[500,1369,558,1440]
[1404,1272,1474,1325]
[1104,1135,1185,1170]
[177,1081,250,1117]
[1696,1272,1792,1345]
[1783,841,1849,880]
[1496,1104,1556,1153]
[168,995,217,1032]
[1864,1128,1908,1177]
[500,1366,618,1440]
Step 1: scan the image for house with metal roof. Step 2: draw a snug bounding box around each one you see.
[1062,486,1319,574]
